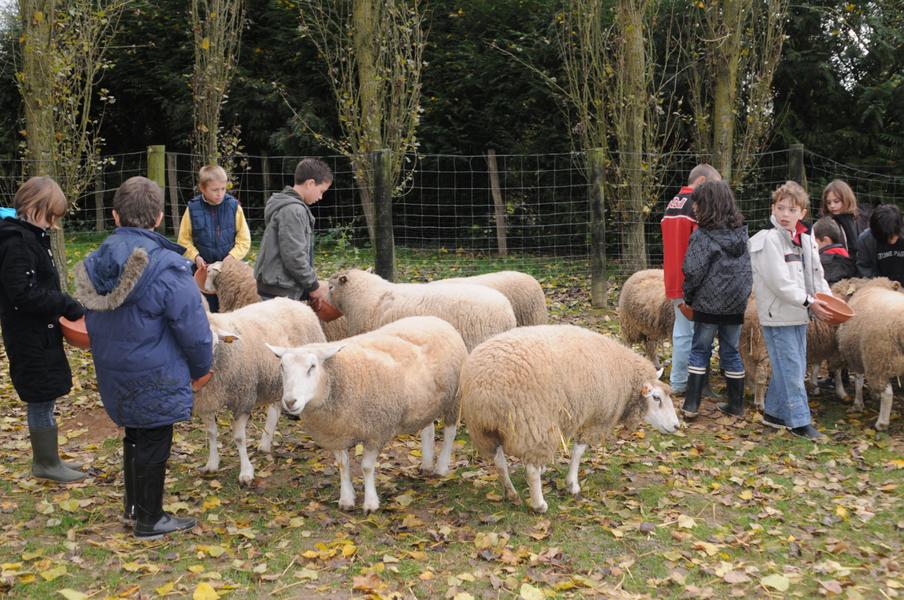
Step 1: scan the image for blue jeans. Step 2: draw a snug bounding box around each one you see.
[688,322,744,377]
[27,400,56,429]
[762,325,811,428]
[670,300,693,391]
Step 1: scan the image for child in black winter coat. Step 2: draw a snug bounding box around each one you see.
[681,180,753,418]
[0,177,86,482]
[814,217,858,284]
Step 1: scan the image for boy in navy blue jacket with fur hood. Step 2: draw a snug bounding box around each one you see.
[75,176,212,539]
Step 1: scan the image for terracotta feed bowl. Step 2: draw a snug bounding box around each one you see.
[815,292,855,325]
[194,264,215,295]
[192,371,213,392]
[59,316,90,349]
[312,298,343,322]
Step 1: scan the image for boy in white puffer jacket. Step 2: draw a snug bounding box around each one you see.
[749,181,834,441]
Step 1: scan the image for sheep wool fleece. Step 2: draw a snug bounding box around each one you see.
[460,324,658,466]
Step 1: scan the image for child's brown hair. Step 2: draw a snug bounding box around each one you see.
[813,216,843,244]
[693,180,744,229]
[771,181,809,211]
[14,176,68,228]
[113,176,164,229]
[820,179,858,218]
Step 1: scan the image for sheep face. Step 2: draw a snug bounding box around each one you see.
[641,382,680,434]
[205,261,224,293]
[267,344,342,416]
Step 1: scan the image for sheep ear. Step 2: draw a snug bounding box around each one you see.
[316,344,344,362]
[266,343,288,358]
[893,281,901,291]
[655,367,665,379]
[365,266,374,273]
[640,383,652,396]
[338,275,348,285]
[217,330,240,343]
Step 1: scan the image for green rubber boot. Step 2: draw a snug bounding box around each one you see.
[29,426,86,483]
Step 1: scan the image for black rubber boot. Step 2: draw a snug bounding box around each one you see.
[681,372,707,418]
[718,377,745,417]
[29,426,86,483]
[700,364,721,400]
[133,461,196,539]
[122,441,136,527]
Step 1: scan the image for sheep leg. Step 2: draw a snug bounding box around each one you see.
[434,424,456,476]
[419,423,435,473]
[361,448,381,513]
[200,412,220,473]
[233,413,255,485]
[565,442,588,496]
[876,383,893,431]
[808,364,821,394]
[851,374,865,412]
[526,464,548,513]
[493,446,521,505]
[834,369,849,401]
[258,402,280,454]
[335,449,355,511]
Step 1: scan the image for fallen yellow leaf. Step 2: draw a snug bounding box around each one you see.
[193,582,219,600]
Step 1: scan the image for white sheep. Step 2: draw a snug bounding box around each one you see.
[205,257,261,312]
[617,269,674,368]
[318,279,348,341]
[459,324,680,513]
[327,268,516,351]
[268,316,468,512]
[835,277,904,430]
[430,270,547,326]
[198,298,326,484]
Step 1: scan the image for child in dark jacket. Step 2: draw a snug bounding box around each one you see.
[0,177,86,482]
[813,217,858,284]
[75,176,212,539]
[681,180,753,418]
[819,180,864,262]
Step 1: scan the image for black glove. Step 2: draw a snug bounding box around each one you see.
[62,297,85,321]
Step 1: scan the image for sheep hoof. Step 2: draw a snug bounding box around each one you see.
[847,405,863,414]
[875,421,889,432]
[362,501,380,514]
[433,465,449,477]
[238,474,255,486]
[339,500,355,511]
[567,482,580,496]
[258,443,272,454]
[530,500,548,514]
[419,463,434,474]
[200,463,218,474]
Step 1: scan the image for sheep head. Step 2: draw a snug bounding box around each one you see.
[204,261,224,293]
[639,380,680,434]
[267,343,344,416]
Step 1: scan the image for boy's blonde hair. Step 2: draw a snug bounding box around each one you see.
[14,176,68,228]
[820,179,858,218]
[772,181,809,211]
[199,165,228,187]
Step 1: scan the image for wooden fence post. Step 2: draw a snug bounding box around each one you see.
[372,149,395,281]
[94,173,104,231]
[147,144,166,233]
[261,152,270,204]
[589,148,608,308]
[486,149,508,256]
[789,143,807,191]
[167,152,180,234]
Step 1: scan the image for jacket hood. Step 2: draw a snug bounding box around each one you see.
[0,216,44,241]
[264,187,309,225]
[701,226,749,258]
[75,228,185,311]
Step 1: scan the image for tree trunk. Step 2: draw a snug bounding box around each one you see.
[616,0,648,272]
[711,0,743,183]
[353,0,381,246]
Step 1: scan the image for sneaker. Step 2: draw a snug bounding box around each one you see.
[790,424,825,441]
[761,413,787,429]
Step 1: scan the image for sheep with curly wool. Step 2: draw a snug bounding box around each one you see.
[327,268,516,351]
[269,316,468,512]
[430,270,547,326]
[459,325,680,513]
[739,297,771,411]
[197,297,326,484]
[205,257,261,312]
[835,277,904,430]
[617,269,674,369]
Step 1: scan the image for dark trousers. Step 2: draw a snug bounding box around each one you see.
[124,425,173,465]
[203,292,220,313]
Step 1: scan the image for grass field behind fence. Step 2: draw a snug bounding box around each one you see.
[0,236,901,599]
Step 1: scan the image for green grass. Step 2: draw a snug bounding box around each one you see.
[0,238,901,598]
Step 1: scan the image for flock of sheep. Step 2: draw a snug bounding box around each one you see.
[193,260,679,513]
[190,259,898,514]
[617,268,904,431]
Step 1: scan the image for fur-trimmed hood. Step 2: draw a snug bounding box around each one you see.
[75,227,188,311]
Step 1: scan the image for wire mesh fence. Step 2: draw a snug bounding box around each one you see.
[0,147,901,279]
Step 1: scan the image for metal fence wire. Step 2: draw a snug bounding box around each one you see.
[0,148,901,277]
